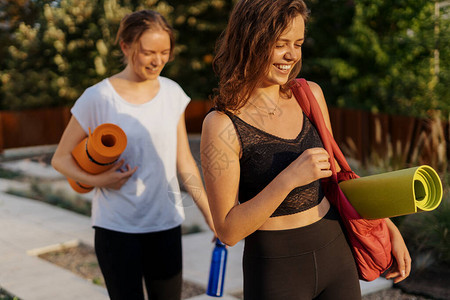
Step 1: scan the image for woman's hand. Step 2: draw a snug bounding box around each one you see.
[384,219,412,283]
[282,147,332,189]
[92,159,138,190]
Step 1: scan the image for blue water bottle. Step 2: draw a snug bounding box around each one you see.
[206,238,228,297]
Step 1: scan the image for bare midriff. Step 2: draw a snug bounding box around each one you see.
[258,197,331,231]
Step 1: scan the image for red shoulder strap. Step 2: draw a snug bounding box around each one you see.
[290,79,312,119]
[290,79,354,178]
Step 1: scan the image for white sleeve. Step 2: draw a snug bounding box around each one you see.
[70,86,101,135]
[177,85,191,118]
[161,77,191,120]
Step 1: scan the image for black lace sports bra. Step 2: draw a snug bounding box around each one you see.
[224,111,325,217]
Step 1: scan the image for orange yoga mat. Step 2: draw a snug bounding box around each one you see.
[67,123,127,193]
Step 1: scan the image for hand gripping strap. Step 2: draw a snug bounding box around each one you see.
[290,78,393,281]
[290,79,353,175]
[290,78,361,219]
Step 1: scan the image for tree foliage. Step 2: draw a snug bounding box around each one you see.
[1,0,127,109]
[0,0,448,117]
[0,0,231,109]
[304,0,449,117]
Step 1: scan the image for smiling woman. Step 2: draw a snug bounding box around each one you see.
[263,15,305,89]
[200,0,411,299]
[120,30,171,83]
[211,0,308,113]
[51,9,215,300]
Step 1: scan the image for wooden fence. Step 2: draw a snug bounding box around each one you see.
[329,108,449,171]
[0,103,448,171]
[0,107,71,151]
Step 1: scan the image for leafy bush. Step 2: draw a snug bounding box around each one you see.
[0,0,231,109]
[0,167,23,180]
[397,180,450,269]
[0,0,448,117]
[304,0,450,118]
[0,288,19,300]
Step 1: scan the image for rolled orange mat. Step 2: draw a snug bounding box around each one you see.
[67,123,127,193]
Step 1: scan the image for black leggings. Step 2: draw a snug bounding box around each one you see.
[94,225,182,300]
[243,207,361,300]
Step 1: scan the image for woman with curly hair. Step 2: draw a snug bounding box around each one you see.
[201,1,411,299]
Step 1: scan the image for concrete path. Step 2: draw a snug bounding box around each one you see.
[0,191,107,300]
[0,179,243,300]
[0,146,392,300]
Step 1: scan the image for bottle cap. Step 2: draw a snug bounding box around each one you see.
[216,238,226,246]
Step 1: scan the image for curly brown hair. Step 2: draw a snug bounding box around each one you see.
[212,0,309,112]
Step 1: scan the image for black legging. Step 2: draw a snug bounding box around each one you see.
[243,207,361,300]
[94,225,182,300]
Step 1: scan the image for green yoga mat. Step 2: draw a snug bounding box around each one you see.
[339,166,443,219]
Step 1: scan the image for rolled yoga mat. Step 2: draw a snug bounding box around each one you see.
[338,166,443,219]
[67,123,127,193]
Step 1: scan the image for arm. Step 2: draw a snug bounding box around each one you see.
[308,81,411,281]
[308,81,341,172]
[51,116,137,189]
[384,218,412,283]
[200,111,332,246]
[176,113,215,233]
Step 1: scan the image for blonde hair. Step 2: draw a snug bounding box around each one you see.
[115,10,175,63]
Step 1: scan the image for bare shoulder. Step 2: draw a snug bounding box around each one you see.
[202,110,239,147]
[203,110,231,127]
[306,80,321,89]
[306,81,324,98]
[201,110,241,164]
[306,80,328,108]
[203,110,234,136]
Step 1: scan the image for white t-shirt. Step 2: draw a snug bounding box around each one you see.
[71,76,190,233]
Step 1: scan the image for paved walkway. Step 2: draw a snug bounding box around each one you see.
[0,146,392,300]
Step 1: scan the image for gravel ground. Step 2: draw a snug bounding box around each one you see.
[362,289,433,300]
[230,286,436,300]
[229,287,435,300]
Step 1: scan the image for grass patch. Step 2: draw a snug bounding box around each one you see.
[7,180,91,216]
[182,223,203,235]
[0,288,19,300]
[0,167,23,180]
[6,180,205,235]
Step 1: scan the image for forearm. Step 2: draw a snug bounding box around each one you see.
[384,218,411,282]
[51,116,99,185]
[385,218,401,240]
[200,113,332,246]
[53,152,136,190]
[177,156,215,230]
[211,172,293,246]
[179,169,214,228]
[51,152,97,185]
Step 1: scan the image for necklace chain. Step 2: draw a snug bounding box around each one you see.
[248,97,280,116]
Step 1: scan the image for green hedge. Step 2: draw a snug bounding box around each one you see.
[0,0,448,117]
